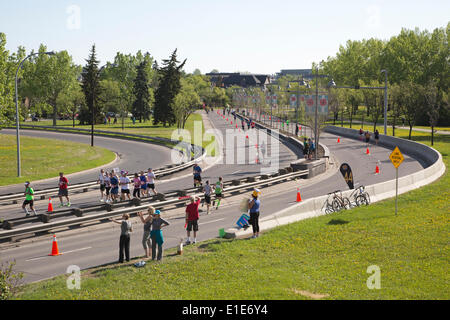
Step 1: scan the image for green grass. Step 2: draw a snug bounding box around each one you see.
[21,113,217,157]
[14,128,449,300]
[0,134,116,186]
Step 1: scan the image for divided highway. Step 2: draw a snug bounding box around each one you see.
[0,111,424,284]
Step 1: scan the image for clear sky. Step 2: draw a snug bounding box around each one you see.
[0,0,448,75]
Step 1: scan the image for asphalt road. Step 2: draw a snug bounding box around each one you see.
[0,111,300,220]
[0,112,424,284]
[0,129,174,194]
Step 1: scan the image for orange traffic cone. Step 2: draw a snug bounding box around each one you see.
[48,234,62,256]
[366,147,370,155]
[375,164,380,174]
[337,137,340,143]
[296,188,302,202]
[47,197,54,213]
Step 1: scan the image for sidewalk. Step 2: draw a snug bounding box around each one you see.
[337,119,449,135]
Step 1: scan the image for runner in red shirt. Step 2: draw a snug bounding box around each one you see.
[185,196,201,245]
[58,172,71,207]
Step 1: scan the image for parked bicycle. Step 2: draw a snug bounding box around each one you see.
[323,190,351,213]
[349,185,371,207]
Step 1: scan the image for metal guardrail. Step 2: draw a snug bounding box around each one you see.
[0,168,308,241]
[0,125,207,204]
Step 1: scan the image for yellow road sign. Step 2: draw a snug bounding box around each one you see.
[389,146,404,168]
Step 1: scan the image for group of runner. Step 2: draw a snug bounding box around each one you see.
[192,163,224,215]
[97,168,158,203]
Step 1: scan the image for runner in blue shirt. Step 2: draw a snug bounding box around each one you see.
[193,163,202,188]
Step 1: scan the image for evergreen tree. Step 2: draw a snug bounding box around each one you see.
[132,61,151,122]
[153,49,186,126]
[79,45,103,125]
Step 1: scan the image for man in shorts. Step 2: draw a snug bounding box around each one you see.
[147,168,157,196]
[97,169,106,202]
[202,180,212,214]
[212,177,224,210]
[193,163,202,188]
[58,172,70,207]
[185,195,201,245]
[22,181,37,216]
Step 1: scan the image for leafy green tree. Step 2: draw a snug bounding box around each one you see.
[102,51,155,126]
[57,82,84,127]
[153,49,186,126]
[80,45,103,125]
[99,79,122,114]
[173,78,201,130]
[21,45,80,126]
[0,33,16,126]
[132,61,152,122]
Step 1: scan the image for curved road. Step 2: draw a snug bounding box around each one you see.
[0,112,425,284]
[0,111,300,219]
[0,129,173,194]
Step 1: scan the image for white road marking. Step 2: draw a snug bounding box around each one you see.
[25,246,92,261]
[199,218,225,226]
[61,246,92,255]
[231,170,241,174]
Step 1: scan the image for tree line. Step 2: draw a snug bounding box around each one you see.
[320,23,449,142]
[0,34,229,130]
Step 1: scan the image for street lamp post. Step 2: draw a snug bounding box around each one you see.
[15,51,55,177]
[381,69,388,135]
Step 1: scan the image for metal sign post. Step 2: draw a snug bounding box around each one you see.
[389,146,404,216]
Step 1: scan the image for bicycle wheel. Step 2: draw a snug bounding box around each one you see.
[332,199,342,212]
[364,192,371,204]
[325,206,334,214]
[356,195,369,206]
[343,197,351,209]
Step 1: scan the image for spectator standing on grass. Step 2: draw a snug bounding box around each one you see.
[113,115,117,124]
[97,169,106,202]
[185,196,201,245]
[150,210,170,261]
[138,206,154,259]
[374,129,379,146]
[22,181,37,216]
[110,213,133,263]
[248,189,261,238]
[58,172,70,207]
[295,123,299,136]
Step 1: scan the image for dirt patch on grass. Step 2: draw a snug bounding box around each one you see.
[290,288,330,299]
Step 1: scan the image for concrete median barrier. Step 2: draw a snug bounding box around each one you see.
[225,127,446,239]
